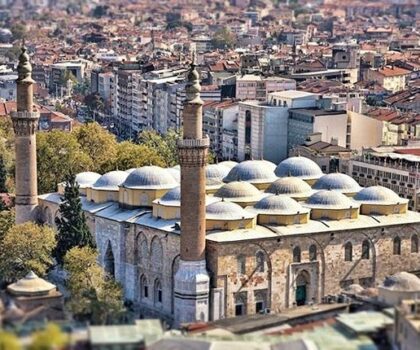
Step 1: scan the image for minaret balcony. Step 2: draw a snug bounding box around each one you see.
[177,137,210,149]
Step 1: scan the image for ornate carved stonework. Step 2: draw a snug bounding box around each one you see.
[178,137,209,167]
[11,111,39,136]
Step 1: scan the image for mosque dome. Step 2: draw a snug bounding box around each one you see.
[7,271,56,297]
[126,168,137,174]
[206,164,231,187]
[92,170,129,190]
[344,284,365,295]
[206,201,255,220]
[354,186,408,205]
[218,160,238,169]
[313,173,361,194]
[75,172,101,188]
[266,177,313,198]
[223,160,277,184]
[381,272,420,291]
[167,167,180,182]
[122,166,178,189]
[253,195,309,215]
[305,190,359,209]
[275,156,323,180]
[214,181,263,203]
[154,186,220,207]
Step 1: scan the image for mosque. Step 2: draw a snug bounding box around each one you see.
[12,47,420,327]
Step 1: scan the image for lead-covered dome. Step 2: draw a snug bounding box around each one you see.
[214,181,264,203]
[154,186,219,207]
[206,164,231,187]
[275,156,323,180]
[223,160,277,184]
[305,190,359,209]
[122,166,178,189]
[266,177,314,198]
[206,201,255,220]
[381,272,420,291]
[354,186,408,205]
[92,170,129,190]
[253,195,309,215]
[167,167,180,182]
[313,173,361,194]
[218,160,238,169]
[75,172,101,188]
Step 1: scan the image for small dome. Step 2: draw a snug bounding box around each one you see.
[266,177,313,198]
[75,172,101,188]
[223,160,277,184]
[206,164,231,187]
[313,173,361,194]
[218,161,238,169]
[253,195,309,215]
[7,271,56,296]
[381,272,420,291]
[354,186,408,205]
[206,201,255,220]
[275,156,323,180]
[92,170,129,190]
[172,165,180,170]
[154,186,220,207]
[214,181,263,202]
[123,166,178,189]
[167,167,180,182]
[305,190,359,209]
[126,168,137,174]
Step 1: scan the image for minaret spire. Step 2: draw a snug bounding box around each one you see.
[11,43,40,223]
[174,56,210,326]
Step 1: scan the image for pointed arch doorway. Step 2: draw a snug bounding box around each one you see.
[295,270,310,306]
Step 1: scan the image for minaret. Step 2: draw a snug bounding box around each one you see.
[174,55,210,326]
[11,46,40,224]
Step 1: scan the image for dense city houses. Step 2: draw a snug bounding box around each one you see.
[0,0,420,349]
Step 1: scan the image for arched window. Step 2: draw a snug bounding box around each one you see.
[309,245,317,261]
[344,242,352,262]
[411,235,419,253]
[104,242,115,278]
[154,279,162,304]
[150,236,163,271]
[234,293,246,316]
[362,240,370,259]
[293,246,301,263]
[237,255,246,275]
[140,275,148,299]
[256,251,265,272]
[393,237,401,255]
[139,239,148,265]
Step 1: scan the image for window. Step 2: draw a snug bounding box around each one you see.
[154,279,162,304]
[237,255,246,275]
[411,235,418,253]
[293,246,301,263]
[256,251,265,272]
[234,293,247,316]
[245,110,251,144]
[344,242,353,262]
[254,290,267,314]
[362,240,370,259]
[393,237,401,255]
[309,244,317,261]
[140,275,148,299]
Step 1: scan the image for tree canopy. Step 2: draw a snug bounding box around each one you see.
[138,129,180,167]
[29,323,68,350]
[114,141,166,170]
[0,331,21,350]
[212,27,237,49]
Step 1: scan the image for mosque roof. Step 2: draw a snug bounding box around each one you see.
[206,201,256,221]
[275,156,323,180]
[92,171,129,190]
[122,166,178,189]
[354,186,408,205]
[75,172,102,188]
[252,195,309,215]
[218,160,238,169]
[167,167,180,182]
[313,173,361,194]
[153,186,220,207]
[223,160,277,184]
[214,181,265,203]
[7,271,57,296]
[381,272,420,291]
[266,177,314,198]
[206,164,231,187]
[305,190,359,210]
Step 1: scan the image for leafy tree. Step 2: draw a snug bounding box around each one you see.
[4,45,22,61]
[0,222,56,282]
[84,93,104,115]
[0,331,21,350]
[37,130,93,193]
[73,122,118,173]
[114,141,165,170]
[0,209,14,241]
[212,27,237,49]
[64,246,125,325]
[55,173,95,265]
[138,129,180,167]
[59,70,77,87]
[10,23,27,41]
[0,155,8,193]
[29,323,68,350]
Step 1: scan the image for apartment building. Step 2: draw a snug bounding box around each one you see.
[367,66,410,93]
[236,74,296,100]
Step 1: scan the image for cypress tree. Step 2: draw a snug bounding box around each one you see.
[0,156,7,193]
[55,173,95,265]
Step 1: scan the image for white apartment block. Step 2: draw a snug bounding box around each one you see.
[236,75,296,101]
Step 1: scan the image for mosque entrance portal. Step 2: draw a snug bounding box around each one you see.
[295,270,310,306]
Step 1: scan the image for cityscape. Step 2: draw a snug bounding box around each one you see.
[0,0,419,349]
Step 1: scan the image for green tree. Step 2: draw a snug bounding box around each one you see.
[114,141,165,170]
[73,122,118,173]
[37,130,93,193]
[0,155,8,193]
[138,129,180,167]
[10,23,27,41]
[29,323,68,350]
[0,209,14,241]
[212,27,237,49]
[64,246,125,325]
[0,331,21,350]
[55,173,95,265]
[0,222,56,281]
